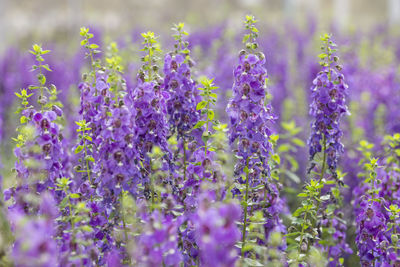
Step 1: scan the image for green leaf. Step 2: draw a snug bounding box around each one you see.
[59,197,68,208]
[284,170,301,183]
[207,110,215,120]
[291,137,305,147]
[20,116,28,124]
[85,156,95,163]
[74,145,84,154]
[70,193,80,199]
[196,101,207,110]
[320,195,331,201]
[193,121,206,129]
[272,154,280,164]
[42,64,52,72]
[318,53,327,59]
[89,44,99,49]
[37,74,46,85]
[80,225,93,232]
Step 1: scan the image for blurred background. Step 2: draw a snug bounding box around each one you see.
[0,0,398,53]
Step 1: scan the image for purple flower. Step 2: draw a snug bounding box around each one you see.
[227,20,285,249]
[193,191,241,267]
[227,51,275,184]
[8,194,59,267]
[308,36,349,171]
[133,210,183,266]
[164,52,200,139]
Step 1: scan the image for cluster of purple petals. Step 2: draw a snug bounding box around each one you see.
[193,191,241,267]
[131,77,172,177]
[7,106,67,210]
[164,53,200,139]
[74,74,139,261]
[227,50,286,244]
[90,74,141,198]
[320,213,353,266]
[8,193,58,267]
[134,210,183,266]
[308,41,349,171]
[354,167,400,266]
[355,199,391,266]
[227,52,275,184]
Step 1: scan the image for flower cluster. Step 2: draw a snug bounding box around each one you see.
[164,23,200,139]
[227,16,285,258]
[5,15,400,267]
[131,32,172,188]
[7,45,67,214]
[194,191,241,267]
[308,34,349,171]
[133,210,183,266]
[9,193,59,267]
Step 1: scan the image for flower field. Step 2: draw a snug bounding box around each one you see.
[0,12,400,267]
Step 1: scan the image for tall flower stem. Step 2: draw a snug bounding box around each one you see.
[183,138,187,181]
[318,136,327,184]
[241,158,250,257]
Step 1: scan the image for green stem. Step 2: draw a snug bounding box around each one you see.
[318,135,327,184]
[149,159,155,209]
[38,63,44,111]
[119,191,130,260]
[87,39,98,94]
[315,135,327,229]
[183,138,187,181]
[82,130,91,184]
[204,102,210,157]
[241,158,250,257]
[298,205,309,257]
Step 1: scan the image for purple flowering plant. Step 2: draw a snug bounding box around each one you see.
[226,15,286,263]
[287,34,351,266]
[3,14,400,267]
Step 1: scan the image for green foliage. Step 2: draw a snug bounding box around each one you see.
[195,77,219,157]
[319,34,338,68]
[172,22,190,55]
[80,27,101,90]
[75,120,93,183]
[29,44,53,110]
[243,15,259,51]
[140,31,162,82]
[56,177,94,261]
[271,121,305,185]
[105,42,126,101]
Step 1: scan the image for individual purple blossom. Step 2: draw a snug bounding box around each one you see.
[193,191,241,267]
[133,210,183,266]
[8,192,59,267]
